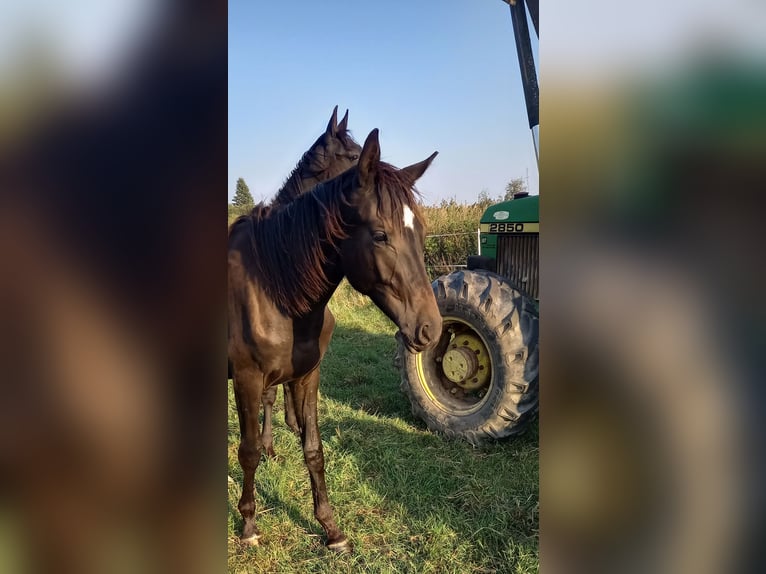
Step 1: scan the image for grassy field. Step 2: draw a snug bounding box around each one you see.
[227,281,539,573]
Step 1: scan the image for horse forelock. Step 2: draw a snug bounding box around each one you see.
[373,162,424,232]
[338,129,356,148]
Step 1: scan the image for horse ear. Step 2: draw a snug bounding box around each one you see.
[338,109,349,133]
[358,128,381,186]
[400,151,438,183]
[326,105,339,136]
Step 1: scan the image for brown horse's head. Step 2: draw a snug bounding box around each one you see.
[340,129,441,352]
[272,106,362,208]
[305,106,362,180]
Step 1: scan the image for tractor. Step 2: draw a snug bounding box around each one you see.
[398,194,539,444]
[398,0,539,445]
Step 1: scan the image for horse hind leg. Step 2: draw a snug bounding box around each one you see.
[232,364,264,545]
[289,372,352,553]
[262,385,297,460]
[283,384,299,435]
[261,386,278,459]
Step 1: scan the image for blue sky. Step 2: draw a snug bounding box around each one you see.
[228,0,538,204]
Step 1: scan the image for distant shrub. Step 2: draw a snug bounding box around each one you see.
[421,198,488,279]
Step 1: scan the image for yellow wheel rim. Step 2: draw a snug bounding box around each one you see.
[415,316,493,415]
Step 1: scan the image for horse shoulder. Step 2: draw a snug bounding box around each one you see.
[230,285,293,373]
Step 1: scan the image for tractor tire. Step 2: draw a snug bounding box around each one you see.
[398,270,538,445]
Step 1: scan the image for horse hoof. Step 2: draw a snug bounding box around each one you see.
[326,537,352,554]
[240,533,261,547]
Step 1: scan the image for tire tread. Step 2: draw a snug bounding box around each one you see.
[398,270,539,446]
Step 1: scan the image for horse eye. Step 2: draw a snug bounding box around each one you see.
[372,231,387,243]
[349,154,359,161]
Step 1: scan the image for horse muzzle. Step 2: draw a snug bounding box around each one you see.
[397,315,442,353]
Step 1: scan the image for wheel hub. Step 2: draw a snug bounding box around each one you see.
[442,347,478,383]
[440,332,490,391]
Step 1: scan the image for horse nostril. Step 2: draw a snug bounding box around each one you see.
[418,323,432,345]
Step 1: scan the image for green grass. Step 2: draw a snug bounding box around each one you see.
[228,281,539,573]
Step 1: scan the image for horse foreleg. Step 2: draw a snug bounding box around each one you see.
[290,370,351,553]
[261,386,278,459]
[232,364,264,545]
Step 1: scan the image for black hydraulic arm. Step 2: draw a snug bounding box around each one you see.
[508,0,538,133]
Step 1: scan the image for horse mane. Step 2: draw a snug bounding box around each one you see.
[271,148,316,207]
[271,130,357,209]
[373,161,425,231]
[229,171,353,316]
[228,160,423,317]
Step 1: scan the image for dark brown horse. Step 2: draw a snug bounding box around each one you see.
[228,129,441,551]
[228,106,362,458]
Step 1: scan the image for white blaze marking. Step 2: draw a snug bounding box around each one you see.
[403,205,414,230]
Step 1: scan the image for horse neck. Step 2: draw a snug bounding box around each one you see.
[271,165,320,208]
[257,182,349,316]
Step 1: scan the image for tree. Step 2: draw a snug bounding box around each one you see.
[503,177,527,200]
[233,177,254,207]
[477,188,493,206]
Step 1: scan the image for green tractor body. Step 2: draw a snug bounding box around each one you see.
[474,195,539,301]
